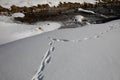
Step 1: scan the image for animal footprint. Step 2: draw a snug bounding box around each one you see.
[37,75,44,80]
[94,35,100,38]
[50,47,55,52]
[99,32,104,35]
[40,62,45,71]
[48,42,53,46]
[45,56,51,64]
[60,39,69,42]
[104,30,109,33]
[45,50,51,59]
[52,38,60,42]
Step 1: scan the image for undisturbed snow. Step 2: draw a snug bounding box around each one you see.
[0,19,120,80]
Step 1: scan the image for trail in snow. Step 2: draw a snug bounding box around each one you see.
[32,40,55,80]
[32,24,120,80]
[49,25,120,43]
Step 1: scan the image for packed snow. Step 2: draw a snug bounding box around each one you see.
[0,19,120,80]
[0,0,96,8]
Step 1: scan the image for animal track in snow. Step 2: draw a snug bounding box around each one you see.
[99,32,104,35]
[94,35,100,38]
[50,47,55,52]
[45,50,51,60]
[59,39,70,42]
[37,75,44,80]
[45,56,51,64]
[32,24,120,80]
[32,43,55,80]
[48,41,53,46]
[52,38,70,42]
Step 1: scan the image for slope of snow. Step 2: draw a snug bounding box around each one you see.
[0,16,62,45]
[0,0,96,8]
[0,19,120,80]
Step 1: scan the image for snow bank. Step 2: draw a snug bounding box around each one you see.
[0,16,62,45]
[0,19,120,80]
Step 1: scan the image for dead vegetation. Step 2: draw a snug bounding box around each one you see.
[0,0,120,23]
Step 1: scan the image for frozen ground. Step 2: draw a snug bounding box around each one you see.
[0,19,120,80]
[0,0,96,8]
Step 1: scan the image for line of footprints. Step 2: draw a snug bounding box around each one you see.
[32,24,120,80]
[49,25,120,43]
[32,40,55,80]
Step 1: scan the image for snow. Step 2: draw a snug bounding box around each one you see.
[12,13,25,18]
[0,0,96,8]
[0,19,120,80]
[78,8,95,14]
[0,1,120,80]
[74,15,85,22]
[35,22,63,32]
[32,20,120,80]
[0,16,62,45]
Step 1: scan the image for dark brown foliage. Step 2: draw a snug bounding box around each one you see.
[0,0,120,23]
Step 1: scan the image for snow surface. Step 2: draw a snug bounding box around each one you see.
[0,16,62,45]
[74,15,85,22]
[78,8,95,14]
[12,13,25,18]
[0,0,96,8]
[0,19,120,80]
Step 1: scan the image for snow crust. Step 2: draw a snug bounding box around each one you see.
[0,19,120,80]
